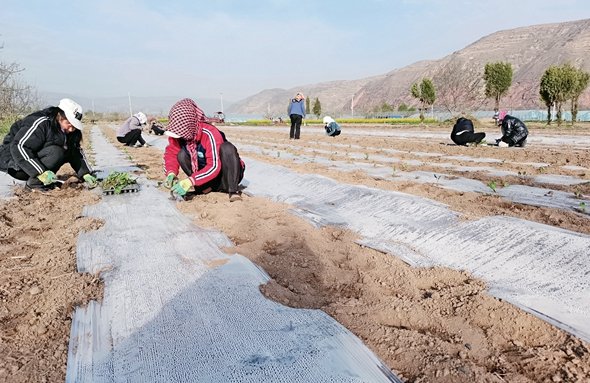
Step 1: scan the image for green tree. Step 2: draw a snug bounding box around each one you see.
[484,61,513,112]
[305,97,310,115]
[539,65,560,125]
[312,97,322,118]
[569,67,590,124]
[410,78,436,122]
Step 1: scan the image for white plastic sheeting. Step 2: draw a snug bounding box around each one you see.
[232,143,590,216]
[0,171,23,198]
[67,127,400,383]
[241,159,590,343]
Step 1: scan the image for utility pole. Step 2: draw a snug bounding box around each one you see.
[351,95,354,118]
[128,92,133,117]
[220,93,224,113]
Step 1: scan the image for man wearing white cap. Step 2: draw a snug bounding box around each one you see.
[0,98,97,190]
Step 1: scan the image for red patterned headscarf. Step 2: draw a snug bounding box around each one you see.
[167,98,207,173]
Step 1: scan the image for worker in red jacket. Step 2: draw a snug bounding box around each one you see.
[163,98,244,198]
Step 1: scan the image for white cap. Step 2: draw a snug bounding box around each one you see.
[58,98,83,130]
[164,130,180,138]
[323,116,335,125]
[134,112,147,125]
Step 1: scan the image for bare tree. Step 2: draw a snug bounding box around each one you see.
[1,44,39,120]
[434,58,485,115]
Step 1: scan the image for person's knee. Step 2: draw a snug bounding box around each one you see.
[37,145,65,170]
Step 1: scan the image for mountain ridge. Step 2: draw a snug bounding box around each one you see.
[228,18,590,117]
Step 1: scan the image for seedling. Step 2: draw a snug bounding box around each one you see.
[364,153,369,160]
[487,180,497,193]
[579,202,587,212]
[276,151,281,158]
[101,171,138,195]
[433,174,442,183]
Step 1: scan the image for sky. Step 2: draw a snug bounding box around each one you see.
[2,0,590,105]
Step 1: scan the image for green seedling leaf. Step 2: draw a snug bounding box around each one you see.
[487,180,497,193]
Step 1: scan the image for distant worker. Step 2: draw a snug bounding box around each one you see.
[0,98,98,190]
[323,116,341,137]
[287,92,306,140]
[117,112,149,147]
[495,110,528,147]
[148,117,166,136]
[162,98,245,199]
[450,117,485,146]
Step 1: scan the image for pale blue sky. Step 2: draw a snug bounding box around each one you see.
[2,0,589,103]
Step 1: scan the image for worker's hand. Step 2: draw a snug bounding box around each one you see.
[83,174,98,189]
[164,173,176,189]
[498,141,509,148]
[171,178,192,197]
[37,170,57,185]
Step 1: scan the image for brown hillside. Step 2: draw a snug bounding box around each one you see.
[229,18,590,116]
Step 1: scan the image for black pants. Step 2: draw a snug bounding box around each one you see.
[117,130,145,146]
[289,114,302,139]
[177,142,244,194]
[151,125,165,135]
[7,145,65,189]
[451,132,486,146]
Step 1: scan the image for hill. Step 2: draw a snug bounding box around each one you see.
[228,18,590,117]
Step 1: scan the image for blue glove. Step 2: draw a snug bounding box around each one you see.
[37,170,57,185]
[171,178,192,197]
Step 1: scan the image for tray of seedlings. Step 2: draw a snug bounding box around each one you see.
[100,171,140,195]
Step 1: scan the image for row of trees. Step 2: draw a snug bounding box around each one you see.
[409,61,590,125]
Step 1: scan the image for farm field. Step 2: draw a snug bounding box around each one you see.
[1,121,589,382]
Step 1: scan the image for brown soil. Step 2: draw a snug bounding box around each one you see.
[1,123,589,383]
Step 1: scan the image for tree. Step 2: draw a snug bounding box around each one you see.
[312,97,321,118]
[305,97,310,115]
[410,78,436,122]
[569,67,590,124]
[539,65,560,125]
[435,58,485,115]
[1,41,38,121]
[483,61,512,112]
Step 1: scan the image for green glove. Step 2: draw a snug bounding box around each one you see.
[164,173,177,189]
[171,178,192,197]
[37,170,57,185]
[83,174,98,189]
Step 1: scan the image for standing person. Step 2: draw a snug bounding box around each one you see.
[496,110,528,147]
[450,117,485,145]
[0,98,97,190]
[287,92,306,140]
[117,112,149,147]
[162,98,245,199]
[323,116,341,137]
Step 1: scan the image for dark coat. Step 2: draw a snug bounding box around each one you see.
[500,115,528,146]
[0,107,92,178]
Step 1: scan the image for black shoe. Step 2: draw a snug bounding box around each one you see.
[25,177,60,191]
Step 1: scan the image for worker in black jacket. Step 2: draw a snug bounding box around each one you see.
[450,117,485,145]
[0,98,97,190]
[496,110,528,147]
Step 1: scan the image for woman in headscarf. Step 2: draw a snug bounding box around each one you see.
[163,98,245,198]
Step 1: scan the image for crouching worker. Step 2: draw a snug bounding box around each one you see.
[450,117,485,146]
[149,118,166,135]
[0,98,97,191]
[117,112,149,147]
[323,116,341,137]
[495,110,528,147]
[162,98,245,199]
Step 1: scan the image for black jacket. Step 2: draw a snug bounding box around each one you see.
[0,107,92,178]
[500,115,528,146]
[451,117,474,137]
